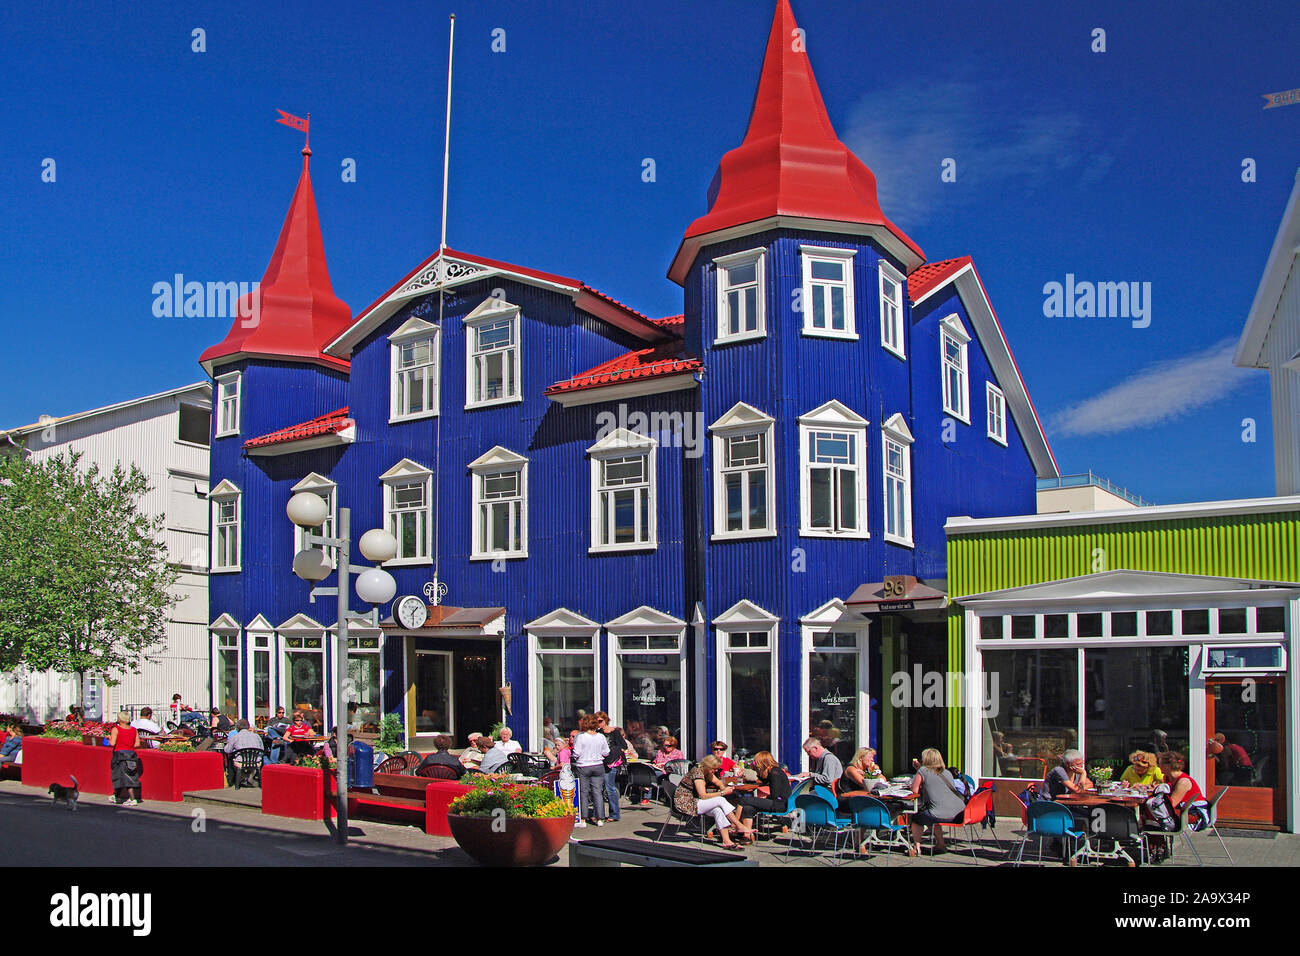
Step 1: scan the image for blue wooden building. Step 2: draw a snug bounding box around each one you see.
[200,0,1057,772]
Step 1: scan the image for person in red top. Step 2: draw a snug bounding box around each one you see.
[1158,751,1207,811]
[108,712,143,805]
[709,741,736,774]
[283,711,317,762]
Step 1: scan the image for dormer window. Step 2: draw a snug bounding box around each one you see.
[800,246,856,339]
[215,371,241,437]
[878,261,905,358]
[940,314,971,423]
[464,297,522,409]
[390,317,440,422]
[714,248,766,344]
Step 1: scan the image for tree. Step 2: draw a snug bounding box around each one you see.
[0,449,177,709]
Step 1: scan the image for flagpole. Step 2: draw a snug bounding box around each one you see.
[440,14,456,253]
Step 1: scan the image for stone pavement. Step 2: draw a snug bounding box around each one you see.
[3,780,1294,867]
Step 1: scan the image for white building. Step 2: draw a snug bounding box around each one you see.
[0,383,212,722]
[1236,168,1300,495]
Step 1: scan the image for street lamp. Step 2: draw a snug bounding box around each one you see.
[287,492,397,844]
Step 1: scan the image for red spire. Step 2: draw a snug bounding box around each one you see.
[200,148,352,373]
[668,0,923,283]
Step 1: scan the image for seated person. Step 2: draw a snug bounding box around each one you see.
[282,711,317,761]
[1120,750,1163,788]
[1158,750,1208,820]
[0,724,22,764]
[906,748,967,856]
[736,750,792,824]
[130,708,162,748]
[652,735,685,769]
[222,719,265,782]
[802,737,844,789]
[672,755,756,850]
[493,726,523,755]
[416,735,463,774]
[839,747,888,796]
[480,738,511,774]
[709,740,736,774]
[459,732,485,768]
[1044,750,1093,798]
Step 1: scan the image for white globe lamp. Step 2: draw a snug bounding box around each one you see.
[355,567,397,606]
[358,528,398,563]
[286,492,329,528]
[292,548,333,582]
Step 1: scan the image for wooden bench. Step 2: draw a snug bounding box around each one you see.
[568,838,759,868]
[347,772,471,836]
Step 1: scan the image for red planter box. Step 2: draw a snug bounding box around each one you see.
[137,749,225,801]
[262,764,339,821]
[19,737,114,794]
[424,781,472,836]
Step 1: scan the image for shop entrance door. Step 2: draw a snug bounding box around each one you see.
[454,646,502,741]
[1205,678,1285,828]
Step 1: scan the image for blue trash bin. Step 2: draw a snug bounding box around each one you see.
[349,741,374,790]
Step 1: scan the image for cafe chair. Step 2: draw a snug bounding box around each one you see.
[230,748,265,790]
[396,751,423,775]
[839,795,911,866]
[375,756,406,775]
[663,758,691,788]
[1013,801,1089,867]
[1074,802,1145,867]
[537,767,562,787]
[417,763,461,779]
[653,777,710,846]
[1142,801,1205,867]
[753,777,812,840]
[506,752,531,776]
[1193,787,1234,865]
[786,792,856,866]
[624,761,662,802]
[932,786,997,863]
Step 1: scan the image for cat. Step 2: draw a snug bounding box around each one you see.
[48,775,79,810]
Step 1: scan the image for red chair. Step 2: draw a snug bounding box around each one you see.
[1018,757,1047,780]
[932,786,998,862]
[375,756,406,775]
[830,779,840,798]
[416,763,460,779]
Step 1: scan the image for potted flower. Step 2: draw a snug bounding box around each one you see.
[446,774,574,866]
[40,720,84,742]
[159,740,195,753]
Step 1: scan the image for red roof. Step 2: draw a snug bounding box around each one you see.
[672,0,922,279]
[200,149,353,374]
[545,341,702,397]
[906,256,972,303]
[243,406,353,449]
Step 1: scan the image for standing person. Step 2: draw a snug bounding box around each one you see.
[673,754,756,850]
[572,714,609,828]
[802,737,844,789]
[598,713,632,822]
[108,712,143,806]
[905,748,966,856]
[168,693,184,729]
[735,751,791,825]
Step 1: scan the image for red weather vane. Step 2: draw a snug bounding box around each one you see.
[275,109,310,145]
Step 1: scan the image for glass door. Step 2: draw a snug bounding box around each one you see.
[1206,678,1284,827]
[413,650,453,740]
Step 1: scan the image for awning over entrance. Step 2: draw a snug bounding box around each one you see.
[381,605,506,637]
[845,575,948,612]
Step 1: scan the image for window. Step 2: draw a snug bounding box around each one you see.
[213,632,240,715]
[468,446,527,560]
[798,401,869,538]
[800,245,856,338]
[982,647,1078,776]
[390,317,439,421]
[215,371,240,437]
[380,459,433,564]
[464,298,521,408]
[210,480,241,571]
[710,402,775,539]
[714,248,765,343]
[939,315,970,423]
[614,635,683,742]
[291,474,336,564]
[986,383,1006,445]
[248,630,273,720]
[588,429,657,552]
[282,634,324,718]
[878,260,905,357]
[714,600,778,760]
[881,413,914,546]
[528,611,599,752]
[345,634,382,728]
[806,628,863,767]
[178,403,211,446]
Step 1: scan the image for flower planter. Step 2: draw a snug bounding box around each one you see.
[446,813,574,866]
[20,737,114,794]
[422,781,472,836]
[137,749,225,801]
[261,763,339,821]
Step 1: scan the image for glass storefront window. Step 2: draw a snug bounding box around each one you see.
[724,632,771,757]
[1256,607,1285,633]
[1146,610,1173,635]
[621,653,681,745]
[1182,609,1210,635]
[1077,613,1103,638]
[808,631,858,766]
[1111,612,1138,637]
[414,652,451,735]
[1044,614,1069,638]
[537,645,594,746]
[346,653,381,729]
[215,637,240,715]
[1084,646,1189,778]
[285,647,323,718]
[252,644,271,718]
[979,617,1004,640]
[982,648,1078,778]
[1218,607,1248,634]
[1011,616,1035,639]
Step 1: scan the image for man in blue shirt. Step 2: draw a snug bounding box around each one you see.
[0,724,22,764]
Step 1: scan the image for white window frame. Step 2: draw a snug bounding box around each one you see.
[986,382,1007,446]
[209,479,241,572]
[713,247,766,344]
[881,413,914,548]
[604,606,689,746]
[389,317,440,423]
[464,297,522,409]
[588,428,657,553]
[712,600,780,763]
[245,616,276,720]
[800,245,857,339]
[798,400,869,539]
[710,402,776,540]
[215,371,241,437]
[210,620,242,716]
[380,458,433,566]
[940,313,971,424]
[468,446,528,560]
[291,473,337,565]
[799,599,871,773]
[277,614,328,725]
[878,260,906,358]
[525,608,602,751]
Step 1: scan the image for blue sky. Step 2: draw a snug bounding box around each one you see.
[1,0,1295,504]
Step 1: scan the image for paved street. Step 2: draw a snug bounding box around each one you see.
[3,780,1296,867]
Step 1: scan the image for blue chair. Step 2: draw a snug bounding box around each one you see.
[753,776,812,833]
[786,792,855,865]
[1013,800,1089,866]
[840,795,912,865]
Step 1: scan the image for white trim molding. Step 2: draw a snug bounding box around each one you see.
[588,428,658,553]
[464,297,522,410]
[798,400,870,539]
[799,244,857,340]
[710,401,777,540]
[468,445,528,561]
[713,247,767,345]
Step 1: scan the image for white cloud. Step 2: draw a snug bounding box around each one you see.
[1051,339,1252,437]
[840,79,1111,225]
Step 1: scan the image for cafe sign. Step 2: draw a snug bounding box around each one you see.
[819,687,852,708]
[631,677,665,706]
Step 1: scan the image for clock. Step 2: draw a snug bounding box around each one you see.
[393,595,428,630]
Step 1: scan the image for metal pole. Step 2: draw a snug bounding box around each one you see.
[335,507,350,844]
[439,13,455,252]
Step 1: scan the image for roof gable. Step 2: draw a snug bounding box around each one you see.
[1235,171,1300,369]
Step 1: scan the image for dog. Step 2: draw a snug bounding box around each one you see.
[48,775,79,810]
